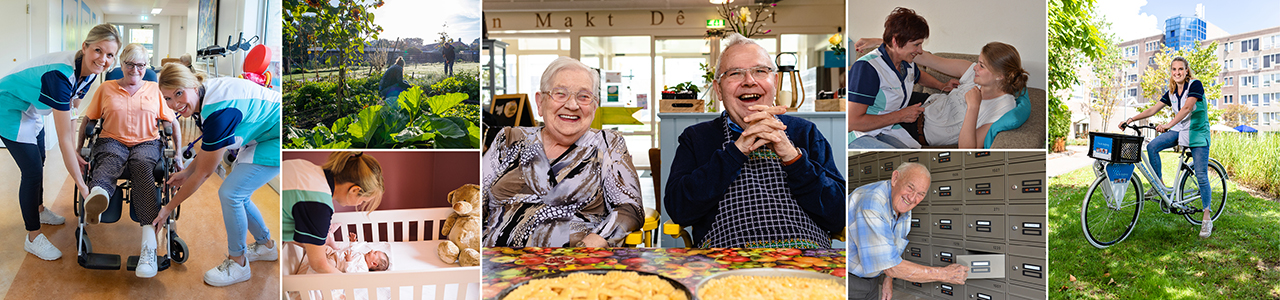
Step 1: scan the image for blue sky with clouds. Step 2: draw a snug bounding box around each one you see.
[1098,0,1280,41]
[372,0,481,43]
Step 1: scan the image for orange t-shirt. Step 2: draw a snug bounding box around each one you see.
[84,80,179,146]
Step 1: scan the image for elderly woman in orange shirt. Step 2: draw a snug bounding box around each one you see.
[78,43,182,278]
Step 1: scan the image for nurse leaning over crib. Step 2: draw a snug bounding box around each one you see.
[280,152,386,274]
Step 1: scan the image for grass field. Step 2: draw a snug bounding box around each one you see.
[1048,152,1280,299]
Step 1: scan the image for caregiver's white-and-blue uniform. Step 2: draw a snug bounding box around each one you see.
[848,45,922,149]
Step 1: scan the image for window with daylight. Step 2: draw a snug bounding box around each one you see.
[1243,76,1257,87]
[1226,76,1234,86]
[1146,41,1158,51]
[1128,74,1138,82]
[1225,95,1233,104]
[1226,42,1233,52]
[1127,88,1138,97]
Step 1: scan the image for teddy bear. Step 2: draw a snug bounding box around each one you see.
[438,184,482,267]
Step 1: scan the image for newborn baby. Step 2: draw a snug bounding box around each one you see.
[293,223,391,274]
[325,232,390,273]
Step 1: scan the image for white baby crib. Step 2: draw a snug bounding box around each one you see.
[283,208,481,300]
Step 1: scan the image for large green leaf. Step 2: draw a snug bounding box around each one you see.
[398,86,425,115]
[347,105,384,146]
[393,127,436,144]
[426,93,468,115]
[428,116,468,138]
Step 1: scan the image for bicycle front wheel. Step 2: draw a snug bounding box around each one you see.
[1082,175,1144,249]
[1181,160,1228,225]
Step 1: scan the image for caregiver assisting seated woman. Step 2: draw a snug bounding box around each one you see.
[482,57,643,248]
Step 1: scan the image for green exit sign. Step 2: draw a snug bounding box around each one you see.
[706,19,725,28]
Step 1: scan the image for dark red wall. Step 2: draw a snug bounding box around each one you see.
[281,151,479,212]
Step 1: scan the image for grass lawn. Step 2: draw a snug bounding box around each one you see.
[1048,152,1280,299]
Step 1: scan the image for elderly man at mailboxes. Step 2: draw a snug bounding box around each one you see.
[848,162,967,300]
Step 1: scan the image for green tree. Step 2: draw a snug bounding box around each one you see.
[1219,103,1256,127]
[1086,41,1125,132]
[1049,0,1109,150]
[284,0,383,96]
[1135,43,1224,124]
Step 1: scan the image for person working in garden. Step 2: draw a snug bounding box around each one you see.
[442,41,457,77]
[665,33,844,249]
[1118,56,1214,238]
[379,57,412,102]
[848,162,967,300]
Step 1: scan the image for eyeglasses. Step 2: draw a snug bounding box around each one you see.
[542,88,597,106]
[123,62,148,70]
[718,66,775,82]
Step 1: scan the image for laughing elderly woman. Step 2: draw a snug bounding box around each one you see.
[482,57,642,248]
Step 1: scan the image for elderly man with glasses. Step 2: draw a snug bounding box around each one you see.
[665,33,845,249]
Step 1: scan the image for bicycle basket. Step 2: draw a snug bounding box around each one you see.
[1088,132,1143,163]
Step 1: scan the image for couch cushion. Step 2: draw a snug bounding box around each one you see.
[984,89,1031,148]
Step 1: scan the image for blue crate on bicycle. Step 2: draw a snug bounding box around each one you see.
[1088,132,1143,163]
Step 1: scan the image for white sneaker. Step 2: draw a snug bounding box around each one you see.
[23,234,62,261]
[39,209,65,225]
[136,246,157,278]
[203,258,251,287]
[1199,218,1213,238]
[84,187,110,225]
[245,241,278,262]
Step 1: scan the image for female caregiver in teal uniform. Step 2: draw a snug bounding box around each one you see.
[151,63,283,287]
[1,24,120,261]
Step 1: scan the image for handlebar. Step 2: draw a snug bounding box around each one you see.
[1120,123,1158,137]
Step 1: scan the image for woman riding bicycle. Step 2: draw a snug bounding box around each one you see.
[1118,56,1213,238]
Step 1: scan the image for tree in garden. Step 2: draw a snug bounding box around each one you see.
[1086,43,1125,133]
[1135,43,1223,123]
[1049,0,1108,151]
[283,0,384,96]
[1219,104,1256,127]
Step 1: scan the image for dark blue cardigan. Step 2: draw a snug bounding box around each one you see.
[664,115,846,246]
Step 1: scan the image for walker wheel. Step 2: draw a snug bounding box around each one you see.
[170,236,189,263]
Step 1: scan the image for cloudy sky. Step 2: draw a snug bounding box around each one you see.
[1098,0,1280,41]
[373,0,482,43]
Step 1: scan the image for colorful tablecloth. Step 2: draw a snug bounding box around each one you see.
[482,247,846,299]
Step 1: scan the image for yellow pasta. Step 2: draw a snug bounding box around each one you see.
[504,271,689,300]
[697,275,844,300]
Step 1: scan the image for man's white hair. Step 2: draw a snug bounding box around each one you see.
[539,56,600,101]
[896,162,932,182]
[715,33,777,78]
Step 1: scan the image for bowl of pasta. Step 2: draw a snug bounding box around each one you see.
[695,268,845,300]
[497,269,693,300]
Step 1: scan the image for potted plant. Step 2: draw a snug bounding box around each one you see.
[662,82,699,99]
[700,63,718,112]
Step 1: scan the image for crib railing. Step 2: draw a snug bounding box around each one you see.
[330,208,455,243]
[284,267,481,300]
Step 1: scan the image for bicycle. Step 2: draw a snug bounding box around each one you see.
[1080,123,1228,249]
